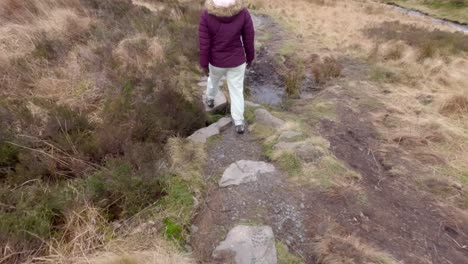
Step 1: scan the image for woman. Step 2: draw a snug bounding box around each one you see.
[199,0,255,134]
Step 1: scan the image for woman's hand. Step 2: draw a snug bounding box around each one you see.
[203,67,209,76]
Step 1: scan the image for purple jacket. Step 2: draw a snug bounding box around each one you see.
[199,4,255,69]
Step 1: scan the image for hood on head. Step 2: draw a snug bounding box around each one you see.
[205,0,244,17]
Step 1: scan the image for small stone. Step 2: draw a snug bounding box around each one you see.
[198,81,208,87]
[219,160,276,187]
[213,225,277,264]
[300,203,305,209]
[417,94,434,105]
[200,76,208,82]
[254,109,285,129]
[191,225,199,234]
[278,131,303,142]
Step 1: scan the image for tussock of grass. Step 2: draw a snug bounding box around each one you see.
[311,56,343,85]
[301,156,361,188]
[167,137,206,185]
[277,152,303,176]
[440,95,468,116]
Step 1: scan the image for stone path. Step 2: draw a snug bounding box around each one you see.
[190,97,313,263]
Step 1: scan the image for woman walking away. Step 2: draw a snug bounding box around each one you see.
[199,0,255,134]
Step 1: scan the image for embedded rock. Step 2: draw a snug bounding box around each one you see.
[254,109,285,129]
[213,225,277,264]
[219,160,276,187]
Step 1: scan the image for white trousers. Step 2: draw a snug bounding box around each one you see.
[207,63,246,126]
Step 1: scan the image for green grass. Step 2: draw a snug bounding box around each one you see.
[276,241,304,264]
[299,101,337,125]
[245,107,256,124]
[370,65,400,83]
[277,152,303,176]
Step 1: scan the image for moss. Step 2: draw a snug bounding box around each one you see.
[276,241,304,264]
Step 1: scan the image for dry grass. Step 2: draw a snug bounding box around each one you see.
[166,137,206,184]
[311,56,343,85]
[34,231,194,264]
[314,234,398,264]
[440,95,468,116]
[1,0,205,262]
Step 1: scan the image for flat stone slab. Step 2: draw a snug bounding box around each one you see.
[203,92,227,113]
[188,125,219,144]
[255,109,285,129]
[213,225,277,264]
[215,117,232,131]
[245,100,261,108]
[274,141,324,163]
[278,130,303,142]
[219,160,276,187]
[188,117,232,144]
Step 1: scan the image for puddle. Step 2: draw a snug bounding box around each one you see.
[246,14,285,106]
[388,3,468,34]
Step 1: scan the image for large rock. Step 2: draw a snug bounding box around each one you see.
[188,117,232,144]
[219,160,276,187]
[203,92,227,113]
[274,141,324,163]
[255,109,285,129]
[213,225,277,264]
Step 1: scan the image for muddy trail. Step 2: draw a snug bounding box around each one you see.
[190,13,468,264]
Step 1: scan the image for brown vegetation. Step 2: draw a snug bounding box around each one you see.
[0,0,205,262]
[440,95,468,116]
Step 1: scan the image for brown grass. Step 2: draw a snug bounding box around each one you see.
[311,56,343,85]
[314,235,398,264]
[440,95,468,116]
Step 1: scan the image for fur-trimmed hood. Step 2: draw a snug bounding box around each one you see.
[205,0,244,17]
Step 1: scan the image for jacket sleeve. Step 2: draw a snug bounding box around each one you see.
[242,10,255,64]
[199,11,211,69]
